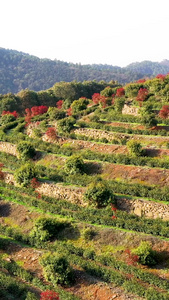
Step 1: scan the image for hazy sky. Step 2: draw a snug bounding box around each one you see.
[1,0,169,67]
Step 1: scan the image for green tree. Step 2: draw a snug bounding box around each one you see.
[132,241,156,266]
[0,114,16,124]
[0,94,21,115]
[53,82,76,101]
[127,140,143,157]
[17,89,39,111]
[47,107,66,120]
[71,97,89,114]
[14,163,36,187]
[30,217,70,245]
[114,97,125,113]
[65,155,85,175]
[40,253,73,286]
[141,113,157,128]
[57,117,75,133]
[84,178,114,208]
[17,141,36,161]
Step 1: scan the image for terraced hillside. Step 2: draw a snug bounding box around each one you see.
[0,75,169,300]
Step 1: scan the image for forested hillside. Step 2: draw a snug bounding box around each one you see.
[1,47,169,94]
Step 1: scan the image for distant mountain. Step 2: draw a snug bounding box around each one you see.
[125,60,169,76]
[0,47,169,94]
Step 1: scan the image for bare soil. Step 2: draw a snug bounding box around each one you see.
[102,163,169,186]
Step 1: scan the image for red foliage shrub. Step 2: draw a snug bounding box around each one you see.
[2,110,18,118]
[40,290,60,300]
[156,74,166,80]
[116,88,125,97]
[35,191,41,199]
[45,127,57,141]
[56,100,63,109]
[159,105,169,119]
[136,88,149,102]
[136,79,146,83]
[31,105,48,116]
[92,93,107,107]
[25,106,48,123]
[30,177,40,189]
[67,107,72,116]
[124,249,139,266]
[111,204,117,212]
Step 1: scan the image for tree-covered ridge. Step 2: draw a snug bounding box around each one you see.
[1,47,169,94]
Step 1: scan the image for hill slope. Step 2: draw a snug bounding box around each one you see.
[2,48,169,94]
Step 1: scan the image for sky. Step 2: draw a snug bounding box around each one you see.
[1,0,169,67]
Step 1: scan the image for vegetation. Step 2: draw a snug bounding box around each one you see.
[1,72,169,299]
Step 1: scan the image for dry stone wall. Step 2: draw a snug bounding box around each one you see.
[117,197,169,220]
[37,183,86,206]
[74,128,116,142]
[0,142,18,156]
[2,171,169,220]
[122,104,139,116]
[1,141,169,220]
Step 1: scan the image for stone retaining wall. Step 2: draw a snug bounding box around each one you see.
[2,171,169,219]
[117,197,169,220]
[122,104,139,116]
[74,128,116,142]
[1,141,169,220]
[37,182,86,206]
[0,142,18,156]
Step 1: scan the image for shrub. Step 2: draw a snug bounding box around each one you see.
[126,140,143,157]
[0,114,16,124]
[89,115,100,122]
[14,163,36,187]
[45,127,58,141]
[30,217,70,245]
[71,98,89,114]
[26,292,38,300]
[65,154,85,175]
[141,113,157,128]
[84,178,115,208]
[17,141,36,160]
[83,249,96,260]
[83,228,96,241]
[48,107,66,120]
[114,97,125,113]
[40,253,74,286]
[132,241,157,266]
[40,290,60,300]
[57,117,76,133]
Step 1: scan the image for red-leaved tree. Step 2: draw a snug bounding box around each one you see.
[45,127,58,141]
[56,100,63,109]
[136,79,146,83]
[2,110,18,118]
[116,87,125,97]
[159,105,169,119]
[25,105,48,123]
[30,177,40,189]
[124,249,139,266]
[67,107,72,116]
[136,88,149,102]
[92,93,107,108]
[156,74,166,80]
[40,290,60,300]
